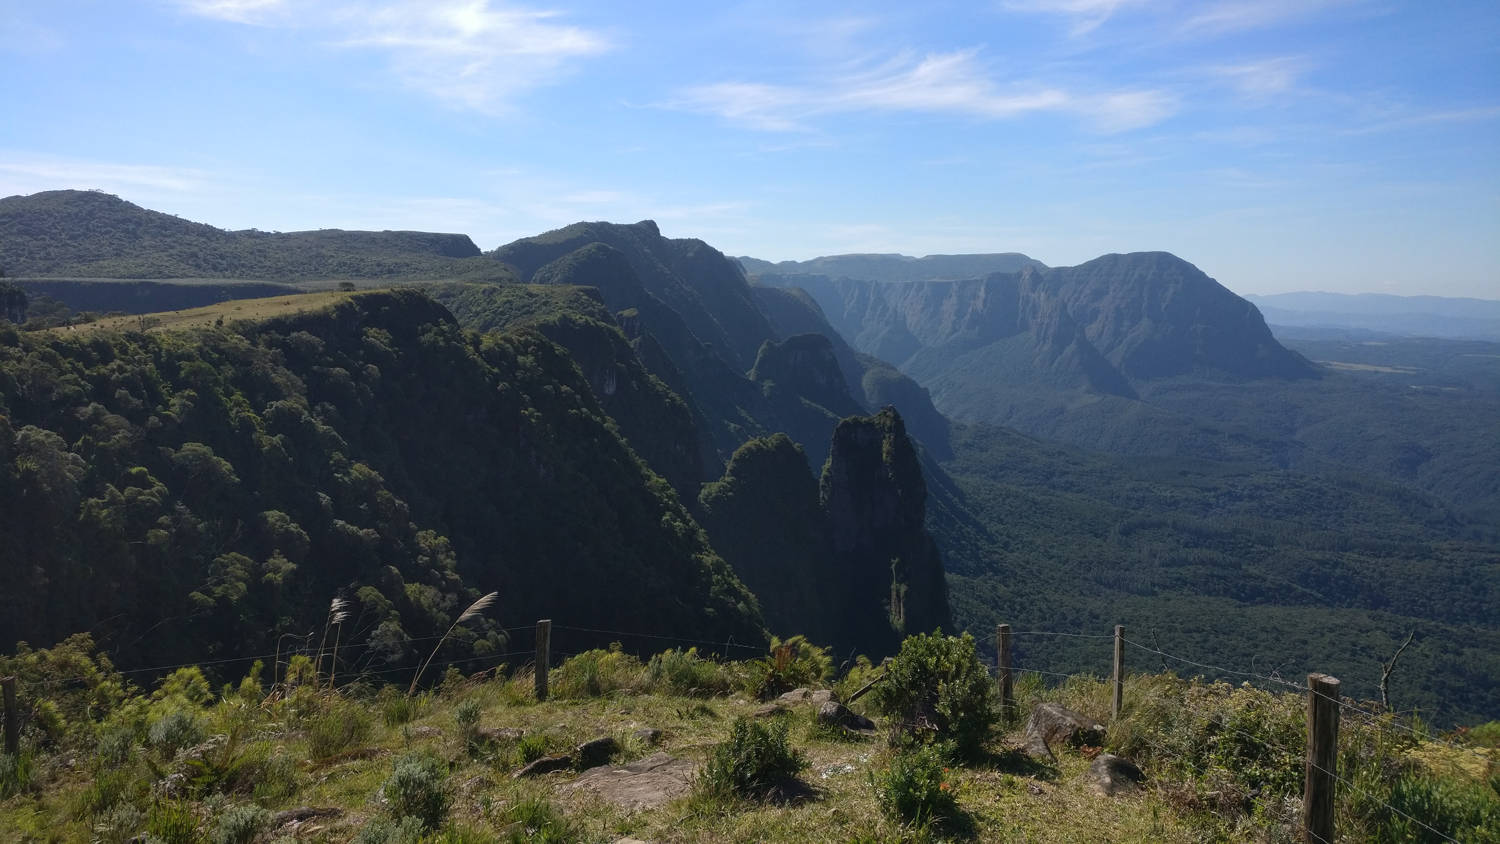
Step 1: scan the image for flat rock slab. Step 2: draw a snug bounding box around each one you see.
[564,752,700,812]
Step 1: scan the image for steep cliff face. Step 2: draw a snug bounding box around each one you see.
[1047,253,1315,380]
[698,409,951,657]
[492,220,773,370]
[751,284,952,459]
[820,408,951,653]
[748,334,866,469]
[697,435,836,644]
[759,253,1313,390]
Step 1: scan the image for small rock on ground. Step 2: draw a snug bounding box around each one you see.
[576,736,620,768]
[513,753,573,778]
[1088,753,1144,796]
[816,700,876,734]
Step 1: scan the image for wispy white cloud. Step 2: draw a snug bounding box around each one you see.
[1344,104,1500,135]
[1177,0,1360,38]
[1000,0,1153,35]
[174,0,609,112]
[670,49,1175,133]
[174,0,286,26]
[1210,57,1310,98]
[0,152,217,197]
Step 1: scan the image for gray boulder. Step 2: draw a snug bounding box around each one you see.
[1023,703,1105,762]
[816,700,876,734]
[1088,753,1143,796]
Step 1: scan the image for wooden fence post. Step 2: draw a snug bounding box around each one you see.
[2,676,18,756]
[534,620,552,702]
[1112,625,1124,721]
[996,624,1014,720]
[1304,673,1340,844]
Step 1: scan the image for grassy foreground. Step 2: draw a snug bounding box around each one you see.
[1,635,1496,843]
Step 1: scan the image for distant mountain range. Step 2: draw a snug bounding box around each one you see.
[2,190,1495,721]
[738,252,1045,283]
[0,189,511,281]
[1245,291,1500,341]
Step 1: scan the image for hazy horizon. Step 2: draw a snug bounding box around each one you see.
[3,1,1496,297]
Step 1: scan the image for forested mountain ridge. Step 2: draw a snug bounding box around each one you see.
[0,190,510,281]
[0,289,765,675]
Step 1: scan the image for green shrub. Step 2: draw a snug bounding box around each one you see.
[551,646,644,699]
[95,722,138,766]
[498,797,579,843]
[1348,768,1500,843]
[0,750,35,798]
[147,709,206,758]
[307,699,372,759]
[94,802,146,844]
[377,686,425,726]
[211,804,270,844]
[516,733,557,765]
[454,698,482,750]
[644,648,737,697]
[381,753,451,830]
[871,744,959,827]
[744,636,832,700]
[867,632,995,756]
[249,746,300,803]
[146,800,202,844]
[1110,675,1305,802]
[353,815,427,844]
[699,716,806,801]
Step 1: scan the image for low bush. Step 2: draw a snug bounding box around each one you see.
[867,631,995,757]
[871,744,959,827]
[699,716,806,801]
[551,646,644,699]
[498,797,579,843]
[376,686,425,727]
[0,751,35,798]
[147,709,206,758]
[744,636,832,700]
[211,803,270,844]
[307,698,372,759]
[644,648,737,697]
[145,800,201,844]
[381,753,451,830]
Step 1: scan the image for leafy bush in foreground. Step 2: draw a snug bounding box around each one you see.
[867,631,995,756]
[871,744,959,827]
[699,716,806,801]
[381,753,451,830]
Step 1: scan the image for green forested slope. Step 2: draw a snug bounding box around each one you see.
[0,289,763,680]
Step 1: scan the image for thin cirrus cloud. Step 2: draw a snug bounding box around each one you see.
[175,0,609,113]
[999,0,1365,39]
[670,49,1177,134]
[0,152,217,197]
[999,0,1151,36]
[1209,57,1310,99]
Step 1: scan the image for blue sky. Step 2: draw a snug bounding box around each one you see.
[2,0,1497,297]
